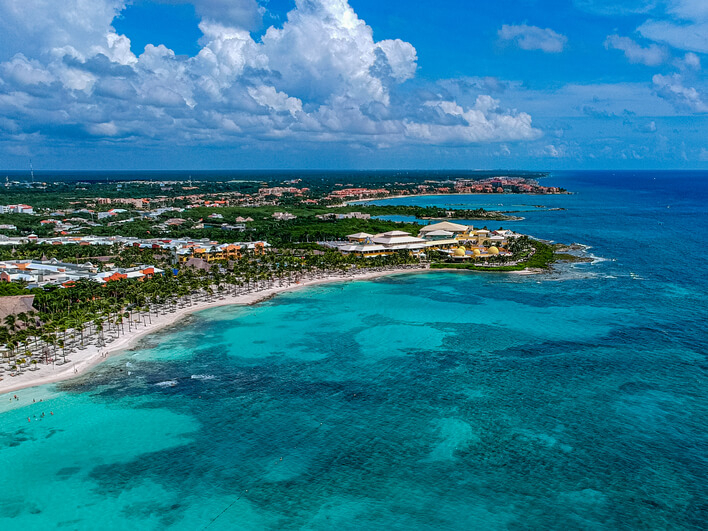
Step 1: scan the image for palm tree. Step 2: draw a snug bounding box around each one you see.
[4,315,17,333]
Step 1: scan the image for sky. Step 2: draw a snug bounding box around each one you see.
[0,0,706,170]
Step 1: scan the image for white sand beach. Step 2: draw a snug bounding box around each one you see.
[0,268,427,395]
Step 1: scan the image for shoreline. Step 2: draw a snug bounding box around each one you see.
[0,268,426,395]
[0,259,562,396]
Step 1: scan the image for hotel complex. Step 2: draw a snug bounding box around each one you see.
[0,260,164,288]
[0,235,273,288]
[0,234,270,263]
[322,221,517,259]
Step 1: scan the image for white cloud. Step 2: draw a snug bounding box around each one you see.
[405,96,540,144]
[699,147,708,160]
[637,0,708,53]
[543,144,567,158]
[498,24,567,53]
[604,35,668,66]
[260,0,392,105]
[0,0,541,149]
[0,0,130,62]
[248,85,303,116]
[496,144,512,156]
[652,73,708,112]
[666,0,708,21]
[0,54,54,85]
[643,120,658,132]
[86,121,121,137]
[674,52,701,71]
[376,39,418,82]
[638,20,708,53]
[573,0,658,16]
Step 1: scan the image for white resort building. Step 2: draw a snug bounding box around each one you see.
[0,259,164,288]
[323,221,520,259]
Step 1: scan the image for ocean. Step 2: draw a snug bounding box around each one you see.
[1,171,706,530]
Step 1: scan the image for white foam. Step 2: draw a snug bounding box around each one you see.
[155,380,178,387]
[190,374,216,381]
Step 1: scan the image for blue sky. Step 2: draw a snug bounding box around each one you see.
[0,0,706,170]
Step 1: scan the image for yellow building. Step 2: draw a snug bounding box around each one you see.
[177,241,269,263]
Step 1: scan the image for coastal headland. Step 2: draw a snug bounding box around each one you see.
[0,174,582,396]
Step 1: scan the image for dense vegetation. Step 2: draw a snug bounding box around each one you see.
[0,283,31,296]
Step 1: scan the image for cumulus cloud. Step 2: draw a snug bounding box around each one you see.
[604,35,668,66]
[248,85,302,116]
[498,24,567,53]
[652,73,708,112]
[0,0,540,149]
[1,54,54,85]
[0,0,130,63]
[405,97,540,144]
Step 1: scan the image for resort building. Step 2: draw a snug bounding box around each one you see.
[324,230,429,257]
[323,221,518,259]
[316,212,371,220]
[272,212,297,221]
[0,235,272,264]
[0,259,164,287]
[329,188,388,199]
[418,221,470,238]
[0,204,34,214]
[176,241,270,263]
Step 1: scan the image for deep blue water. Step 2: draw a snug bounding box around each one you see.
[1,171,707,530]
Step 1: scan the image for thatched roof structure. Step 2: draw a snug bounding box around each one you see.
[0,295,36,323]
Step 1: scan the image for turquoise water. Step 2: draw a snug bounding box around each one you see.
[1,171,707,530]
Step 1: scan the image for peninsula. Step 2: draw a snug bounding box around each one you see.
[0,172,584,393]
